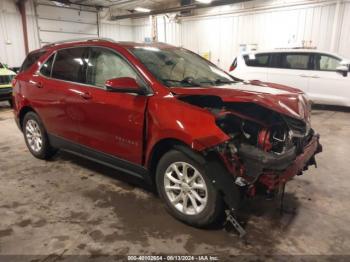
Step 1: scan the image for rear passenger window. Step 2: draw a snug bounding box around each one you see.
[40,54,55,77]
[20,51,46,72]
[244,54,270,67]
[51,47,88,83]
[281,54,311,70]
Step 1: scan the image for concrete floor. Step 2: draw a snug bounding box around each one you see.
[0,101,350,259]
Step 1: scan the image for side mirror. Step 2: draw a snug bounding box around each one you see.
[105,77,145,95]
[336,65,348,77]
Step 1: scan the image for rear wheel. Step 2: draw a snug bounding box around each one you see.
[8,99,13,108]
[156,150,223,227]
[23,112,56,159]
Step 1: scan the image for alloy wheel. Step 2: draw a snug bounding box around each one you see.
[25,119,43,153]
[164,162,208,215]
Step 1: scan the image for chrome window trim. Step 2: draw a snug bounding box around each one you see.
[37,45,154,95]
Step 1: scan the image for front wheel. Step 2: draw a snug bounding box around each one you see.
[156,150,223,227]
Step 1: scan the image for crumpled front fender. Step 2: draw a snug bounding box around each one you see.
[144,95,230,165]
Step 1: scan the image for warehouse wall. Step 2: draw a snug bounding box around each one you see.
[0,0,39,67]
[99,9,134,42]
[338,2,350,58]
[0,0,133,67]
[1,0,350,69]
[35,1,98,45]
[180,0,340,69]
[99,22,134,42]
[132,0,350,69]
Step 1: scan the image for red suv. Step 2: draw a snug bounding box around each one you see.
[13,39,322,228]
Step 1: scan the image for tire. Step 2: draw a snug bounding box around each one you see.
[156,150,224,227]
[23,112,57,160]
[8,99,13,108]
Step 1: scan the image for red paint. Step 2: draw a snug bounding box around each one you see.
[105,77,141,91]
[229,65,236,72]
[13,40,320,179]
[259,135,321,190]
[257,128,272,152]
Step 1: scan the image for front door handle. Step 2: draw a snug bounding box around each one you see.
[35,81,43,88]
[311,75,320,78]
[79,92,92,100]
[299,74,309,78]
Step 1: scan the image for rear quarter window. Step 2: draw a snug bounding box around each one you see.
[20,51,46,72]
[40,53,55,77]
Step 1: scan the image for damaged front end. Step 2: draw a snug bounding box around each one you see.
[178,95,322,199]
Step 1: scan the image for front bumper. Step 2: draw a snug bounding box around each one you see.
[0,87,12,101]
[258,134,322,190]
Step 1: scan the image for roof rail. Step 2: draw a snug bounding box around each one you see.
[42,37,115,48]
[275,47,317,50]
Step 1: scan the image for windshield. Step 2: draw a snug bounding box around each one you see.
[130,47,236,87]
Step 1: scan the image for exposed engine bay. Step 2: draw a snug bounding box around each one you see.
[178,95,321,191]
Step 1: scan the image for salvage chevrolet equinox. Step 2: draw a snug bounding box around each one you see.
[13,39,322,228]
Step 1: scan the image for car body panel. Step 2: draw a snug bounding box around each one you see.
[144,94,230,165]
[170,81,308,121]
[231,49,350,107]
[307,69,350,106]
[71,84,149,164]
[13,40,321,209]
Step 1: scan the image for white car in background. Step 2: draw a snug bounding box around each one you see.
[229,49,350,107]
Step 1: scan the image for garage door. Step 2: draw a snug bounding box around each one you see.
[35,3,98,46]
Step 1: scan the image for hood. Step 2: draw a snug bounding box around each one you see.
[171,80,310,121]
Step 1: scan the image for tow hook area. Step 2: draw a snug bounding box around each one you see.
[224,209,247,238]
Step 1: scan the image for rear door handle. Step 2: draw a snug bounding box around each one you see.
[79,92,92,100]
[299,74,309,78]
[311,75,320,78]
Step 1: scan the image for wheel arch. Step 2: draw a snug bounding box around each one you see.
[19,106,36,130]
[147,138,242,210]
[147,138,202,188]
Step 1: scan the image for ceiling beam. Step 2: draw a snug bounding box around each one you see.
[49,0,102,9]
[110,0,252,20]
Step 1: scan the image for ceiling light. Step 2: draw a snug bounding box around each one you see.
[196,0,213,3]
[134,7,151,13]
[51,1,71,7]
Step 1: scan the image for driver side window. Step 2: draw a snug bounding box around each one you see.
[317,54,341,71]
[86,47,137,88]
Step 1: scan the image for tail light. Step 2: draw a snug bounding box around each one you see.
[229,65,236,72]
[229,58,237,72]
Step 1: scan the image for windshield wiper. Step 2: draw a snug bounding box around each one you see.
[195,79,237,86]
[214,79,237,85]
[162,78,202,87]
